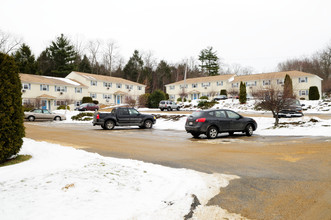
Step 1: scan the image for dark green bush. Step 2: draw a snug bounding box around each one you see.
[93,100,99,105]
[71,112,94,121]
[200,96,208,100]
[177,97,187,102]
[148,90,166,108]
[309,86,320,100]
[82,96,93,103]
[138,93,150,107]
[220,89,227,96]
[57,105,70,110]
[239,81,247,104]
[0,53,25,163]
[197,100,217,109]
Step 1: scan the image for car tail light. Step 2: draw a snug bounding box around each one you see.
[96,114,100,119]
[195,118,206,123]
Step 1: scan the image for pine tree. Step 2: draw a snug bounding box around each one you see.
[12,43,37,74]
[0,53,25,163]
[123,50,144,82]
[36,49,54,75]
[239,81,247,104]
[198,47,219,76]
[78,55,92,73]
[48,34,78,77]
[283,74,294,98]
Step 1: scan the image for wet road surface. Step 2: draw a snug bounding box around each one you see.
[24,122,331,219]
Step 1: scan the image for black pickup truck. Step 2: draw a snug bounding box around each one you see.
[93,107,156,130]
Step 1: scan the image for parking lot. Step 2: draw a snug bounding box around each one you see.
[24,120,331,220]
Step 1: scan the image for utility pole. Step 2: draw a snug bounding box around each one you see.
[182,61,188,102]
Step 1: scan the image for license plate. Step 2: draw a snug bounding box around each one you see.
[189,122,193,125]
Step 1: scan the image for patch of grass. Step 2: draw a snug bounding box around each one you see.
[0,155,32,167]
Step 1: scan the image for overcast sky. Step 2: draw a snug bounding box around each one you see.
[1,0,331,73]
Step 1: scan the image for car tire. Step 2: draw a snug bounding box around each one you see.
[143,120,153,129]
[206,126,218,139]
[160,108,164,111]
[245,124,254,136]
[54,116,61,121]
[177,107,180,111]
[191,132,200,138]
[104,120,115,130]
[28,116,35,121]
[167,107,171,111]
[101,124,105,129]
[228,131,234,136]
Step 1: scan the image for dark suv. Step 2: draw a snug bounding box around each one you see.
[76,103,99,111]
[185,109,257,139]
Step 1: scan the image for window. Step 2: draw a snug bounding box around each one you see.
[226,110,240,119]
[216,81,223,86]
[118,108,129,115]
[128,108,139,115]
[22,83,31,90]
[263,80,271,86]
[192,83,198,88]
[232,83,239,88]
[103,94,111,99]
[299,90,309,96]
[126,85,133,90]
[138,86,142,90]
[246,81,257,87]
[91,81,97,86]
[55,86,67,92]
[56,100,66,106]
[201,82,210,87]
[75,87,82,93]
[215,110,226,118]
[40,84,49,91]
[299,77,308,83]
[180,84,188,89]
[22,99,31,105]
[169,85,175,90]
[104,82,112,88]
[90,93,96,98]
[116,83,122,88]
[277,79,284,85]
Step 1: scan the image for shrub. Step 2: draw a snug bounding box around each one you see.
[148,90,166,108]
[71,112,94,121]
[200,96,208,100]
[125,96,136,108]
[82,96,93,103]
[197,100,217,109]
[138,93,150,107]
[0,53,25,163]
[309,86,320,100]
[220,89,227,96]
[57,105,70,110]
[239,81,247,104]
[93,100,99,105]
[177,97,187,102]
[23,103,34,112]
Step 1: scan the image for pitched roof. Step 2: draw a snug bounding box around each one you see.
[166,74,235,86]
[20,73,87,87]
[70,71,146,86]
[231,71,322,82]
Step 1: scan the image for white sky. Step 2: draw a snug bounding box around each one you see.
[1,0,331,73]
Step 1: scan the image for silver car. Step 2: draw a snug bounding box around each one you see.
[24,109,66,121]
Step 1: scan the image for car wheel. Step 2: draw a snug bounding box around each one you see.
[143,120,153,129]
[167,107,171,111]
[177,107,180,111]
[101,124,105,129]
[104,120,115,130]
[228,131,234,136]
[54,116,61,121]
[191,132,200,138]
[245,124,254,136]
[206,126,218,139]
[160,108,164,111]
[28,116,35,121]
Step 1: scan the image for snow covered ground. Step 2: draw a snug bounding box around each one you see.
[0,139,241,220]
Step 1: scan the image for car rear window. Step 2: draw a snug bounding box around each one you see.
[191,111,204,117]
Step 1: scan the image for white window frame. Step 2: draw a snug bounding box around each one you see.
[299,77,308,83]
[103,94,112,99]
[192,83,198,88]
[104,82,112,88]
[277,79,284,85]
[116,83,122,88]
[246,81,257,87]
[138,86,142,90]
[22,83,31,90]
[216,81,223,86]
[232,83,239,88]
[91,81,97,86]
[169,85,175,90]
[90,93,96,98]
[201,82,211,87]
[263,80,271,86]
[299,90,309,96]
[40,84,49,91]
[75,87,82,93]
[55,86,67,92]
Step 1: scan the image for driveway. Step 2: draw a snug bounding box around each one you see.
[24,122,331,219]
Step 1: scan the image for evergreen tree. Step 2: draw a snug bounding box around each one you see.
[155,60,171,92]
[36,49,54,75]
[198,46,220,76]
[12,43,37,74]
[308,86,320,100]
[239,81,247,104]
[48,34,78,77]
[123,50,144,82]
[78,55,92,73]
[0,53,25,163]
[148,90,166,108]
[283,74,294,98]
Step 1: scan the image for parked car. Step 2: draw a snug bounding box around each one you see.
[24,109,66,121]
[159,100,180,111]
[75,103,99,111]
[213,95,228,101]
[278,99,304,118]
[185,109,257,139]
[93,107,156,130]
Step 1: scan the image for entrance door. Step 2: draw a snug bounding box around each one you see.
[116,95,121,104]
[41,100,47,110]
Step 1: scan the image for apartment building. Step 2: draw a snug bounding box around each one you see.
[165,71,322,100]
[20,73,88,111]
[66,71,146,105]
[165,74,235,101]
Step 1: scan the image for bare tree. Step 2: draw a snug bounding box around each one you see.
[87,39,101,73]
[124,96,136,108]
[222,63,254,75]
[103,39,119,75]
[0,29,22,54]
[228,88,239,99]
